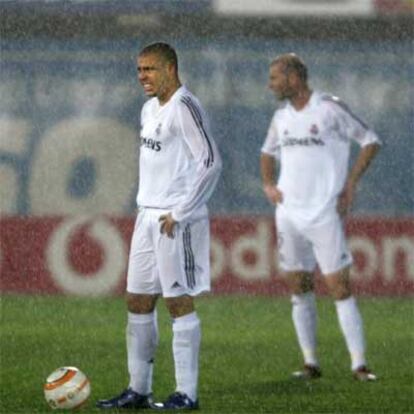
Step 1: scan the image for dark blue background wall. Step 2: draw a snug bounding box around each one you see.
[0,38,412,216]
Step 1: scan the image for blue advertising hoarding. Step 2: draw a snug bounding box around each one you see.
[0,38,412,216]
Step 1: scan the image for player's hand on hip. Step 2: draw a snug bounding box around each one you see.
[159,212,177,239]
[263,184,283,205]
[337,183,355,217]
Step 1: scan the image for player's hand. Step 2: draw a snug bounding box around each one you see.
[337,183,355,217]
[263,184,283,205]
[159,212,177,239]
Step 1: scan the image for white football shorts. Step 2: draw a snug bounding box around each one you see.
[127,207,211,298]
[275,206,353,275]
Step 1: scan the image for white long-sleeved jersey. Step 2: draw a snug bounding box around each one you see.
[261,91,380,223]
[137,85,222,223]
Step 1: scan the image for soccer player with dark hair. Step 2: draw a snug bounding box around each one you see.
[96,42,222,410]
[261,53,380,381]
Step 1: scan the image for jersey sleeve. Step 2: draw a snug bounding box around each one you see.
[261,113,281,159]
[172,98,222,223]
[325,96,381,147]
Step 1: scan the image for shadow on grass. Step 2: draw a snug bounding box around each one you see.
[215,377,336,398]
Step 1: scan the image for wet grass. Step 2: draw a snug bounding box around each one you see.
[1,295,413,413]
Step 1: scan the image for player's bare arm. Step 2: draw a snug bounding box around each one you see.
[159,212,177,238]
[337,143,380,216]
[260,153,283,204]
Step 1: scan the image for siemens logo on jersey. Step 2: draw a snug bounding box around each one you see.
[140,137,162,152]
[282,137,325,147]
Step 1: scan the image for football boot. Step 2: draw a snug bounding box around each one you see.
[153,392,199,410]
[292,364,322,380]
[353,366,377,382]
[96,388,154,409]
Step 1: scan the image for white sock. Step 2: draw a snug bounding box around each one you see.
[172,312,200,402]
[291,292,319,367]
[335,296,366,370]
[127,311,158,395]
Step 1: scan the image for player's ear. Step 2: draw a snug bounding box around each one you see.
[288,70,300,87]
[166,62,177,78]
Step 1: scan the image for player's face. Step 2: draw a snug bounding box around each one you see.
[268,62,295,100]
[137,53,172,100]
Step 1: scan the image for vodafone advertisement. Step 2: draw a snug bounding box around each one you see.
[1,216,413,297]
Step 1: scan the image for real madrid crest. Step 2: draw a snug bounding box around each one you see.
[155,123,162,135]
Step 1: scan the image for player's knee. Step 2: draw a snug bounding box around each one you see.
[286,271,314,294]
[331,288,352,301]
[325,267,352,300]
[126,293,158,313]
[165,295,194,318]
[328,281,352,300]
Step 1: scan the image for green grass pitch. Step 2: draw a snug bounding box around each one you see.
[1,294,413,413]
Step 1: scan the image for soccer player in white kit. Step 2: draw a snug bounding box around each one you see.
[260,53,380,381]
[96,43,221,410]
